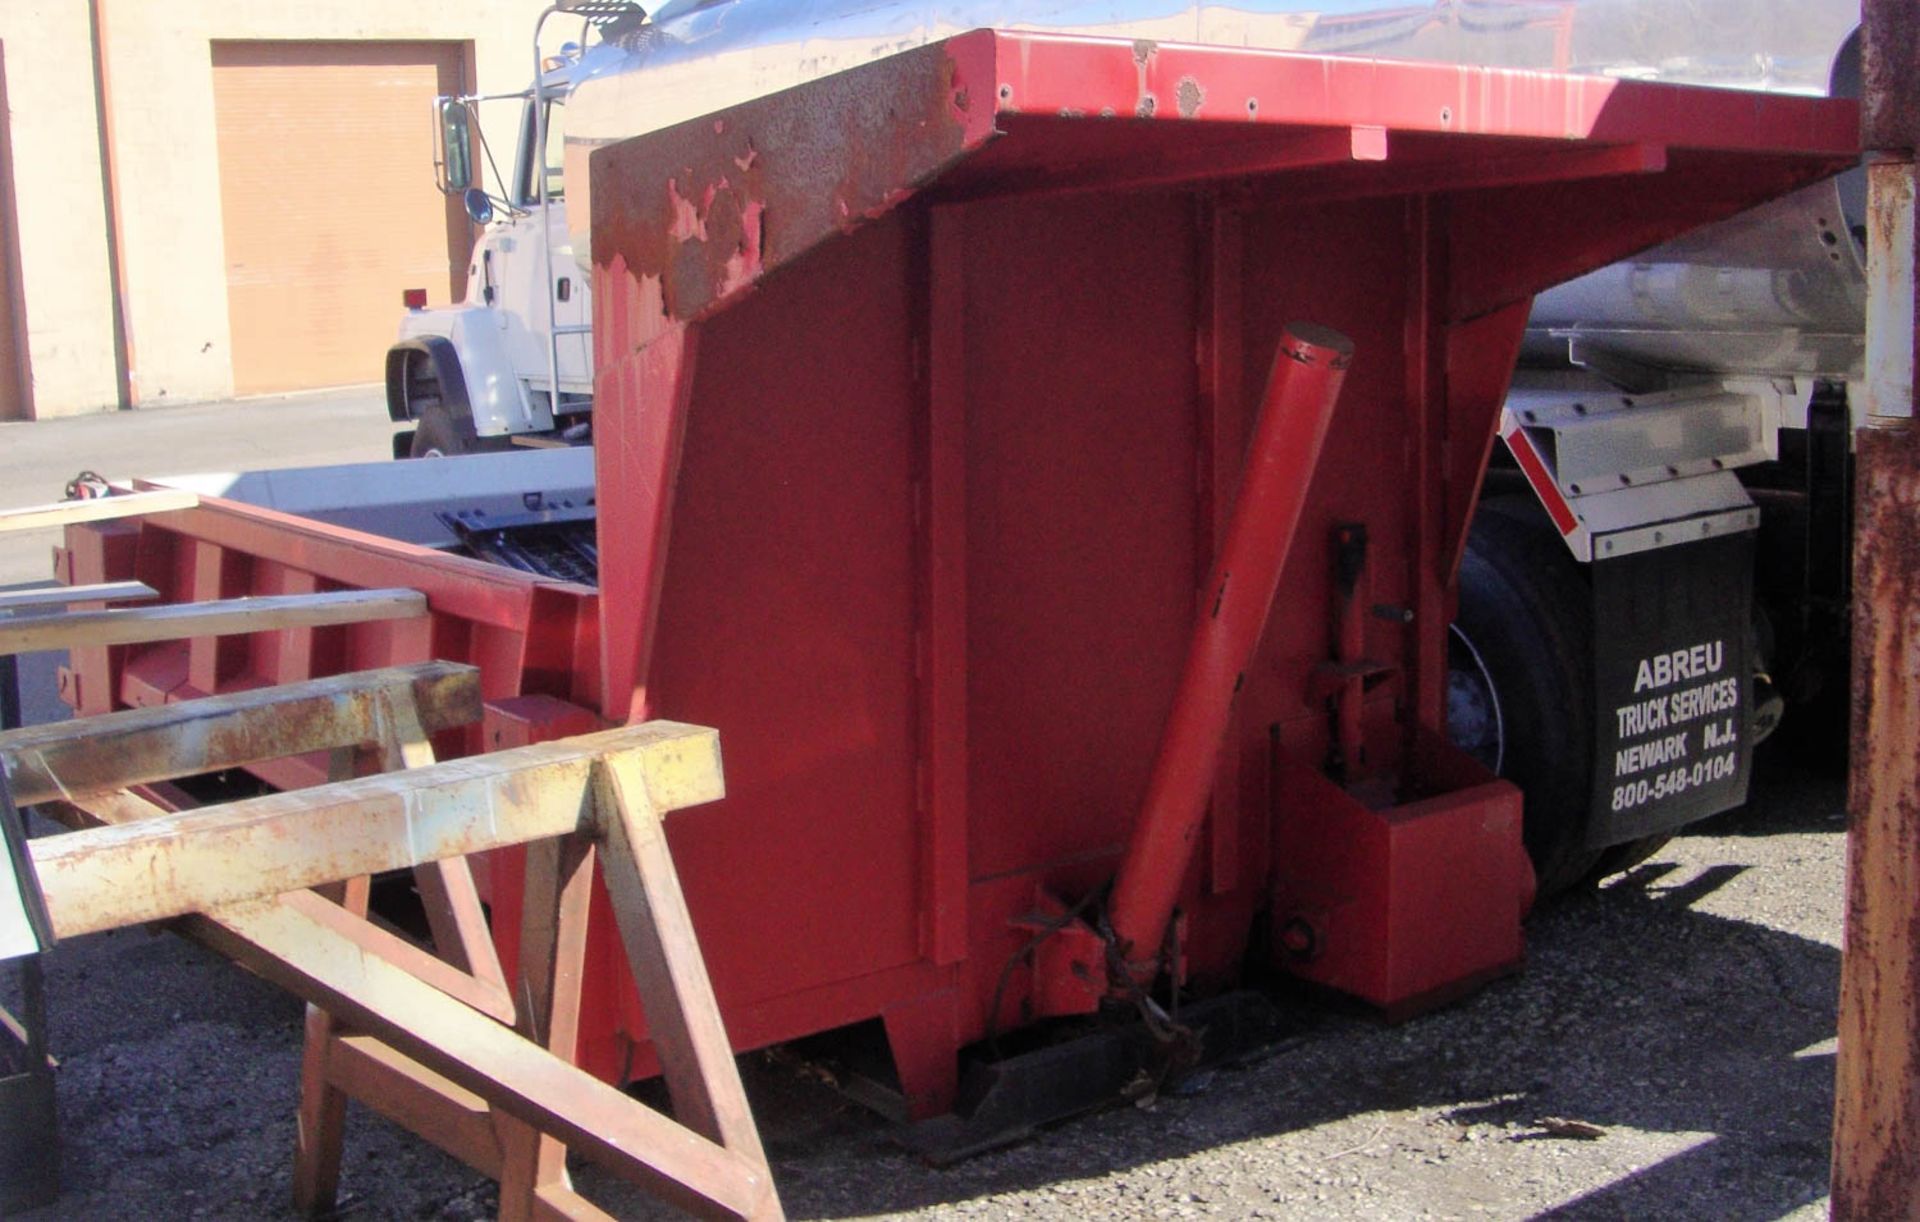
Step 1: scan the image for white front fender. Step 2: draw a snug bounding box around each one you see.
[396,306,553,436]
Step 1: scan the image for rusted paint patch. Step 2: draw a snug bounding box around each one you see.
[1836,421,1920,1219]
[1176,76,1205,120]
[1865,0,1920,153]
[590,35,998,337]
[1129,38,1161,120]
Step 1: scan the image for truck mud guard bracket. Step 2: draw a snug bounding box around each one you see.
[1500,379,1799,561]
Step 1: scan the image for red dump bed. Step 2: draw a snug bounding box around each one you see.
[64,32,1855,1119]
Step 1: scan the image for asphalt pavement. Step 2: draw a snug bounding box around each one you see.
[0,388,400,729]
[0,387,398,588]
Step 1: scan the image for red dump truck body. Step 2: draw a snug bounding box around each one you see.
[62,32,1854,1125]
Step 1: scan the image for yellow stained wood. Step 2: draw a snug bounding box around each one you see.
[188,898,778,1219]
[0,588,425,656]
[48,790,513,1023]
[63,791,773,1217]
[29,722,722,938]
[21,700,764,1219]
[0,661,479,806]
[0,490,197,533]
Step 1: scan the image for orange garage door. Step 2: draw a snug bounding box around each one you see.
[212,41,472,396]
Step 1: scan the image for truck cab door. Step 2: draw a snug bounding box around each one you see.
[506,97,591,414]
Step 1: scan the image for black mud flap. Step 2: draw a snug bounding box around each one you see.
[1587,532,1755,849]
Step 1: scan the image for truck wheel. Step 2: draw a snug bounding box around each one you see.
[1450,505,1604,897]
[408,400,514,458]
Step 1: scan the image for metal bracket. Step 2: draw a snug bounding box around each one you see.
[1500,378,1793,560]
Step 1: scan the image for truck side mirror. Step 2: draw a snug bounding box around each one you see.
[438,99,475,193]
[463,187,495,226]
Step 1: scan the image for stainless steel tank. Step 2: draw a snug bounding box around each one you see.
[563,0,1863,381]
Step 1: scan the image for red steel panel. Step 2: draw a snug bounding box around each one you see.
[959,193,1199,884]
[635,216,925,1010]
[1271,735,1530,1014]
[922,207,970,967]
[984,33,1854,148]
[60,501,600,790]
[581,31,1852,1108]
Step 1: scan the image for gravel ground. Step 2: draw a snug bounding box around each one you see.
[6,747,1845,1221]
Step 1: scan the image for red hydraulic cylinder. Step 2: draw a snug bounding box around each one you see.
[1107,322,1353,984]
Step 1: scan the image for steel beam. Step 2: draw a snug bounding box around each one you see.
[187,897,777,1219]
[31,717,773,1219]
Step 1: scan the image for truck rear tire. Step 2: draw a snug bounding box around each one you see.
[1450,504,1605,897]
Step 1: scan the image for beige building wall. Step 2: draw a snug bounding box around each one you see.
[0,2,119,419]
[103,0,549,408]
[0,0,548,417]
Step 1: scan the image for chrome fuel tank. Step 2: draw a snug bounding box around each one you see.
[563,0,1863,381]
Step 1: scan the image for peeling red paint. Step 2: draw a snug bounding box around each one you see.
[590,34,998,339]
[1176,76,1205,119]
[588,29,1853,351]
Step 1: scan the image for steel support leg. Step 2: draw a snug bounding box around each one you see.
[1106,323,1353,983]
[1834,1,1920,1212]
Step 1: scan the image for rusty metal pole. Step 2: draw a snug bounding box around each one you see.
[1833,1,1920,1216]
[1107,323,1352,983]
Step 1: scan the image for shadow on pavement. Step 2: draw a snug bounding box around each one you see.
[570,833,1843,1219]
[1689,747,1849,839]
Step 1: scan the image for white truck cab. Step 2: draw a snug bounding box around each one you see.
[386,11,629,457]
